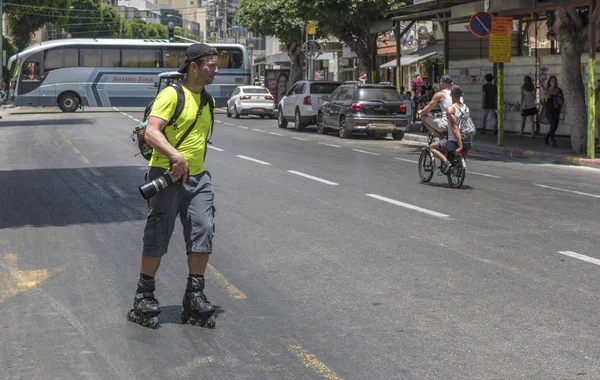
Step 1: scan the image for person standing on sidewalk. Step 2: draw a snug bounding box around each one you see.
[404,91,413,125]
[542,75,564,147]
[519,76,537,138]
[481,74,497,135]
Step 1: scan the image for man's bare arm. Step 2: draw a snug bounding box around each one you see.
[420,92,444,115]
[145,116,189,182]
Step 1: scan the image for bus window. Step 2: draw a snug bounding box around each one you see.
[216,47,243,69]
[162,48,185,69]
[122,49,160,68]
[80,48,120,67]
[19,52,43,95]
[45,48,78,71]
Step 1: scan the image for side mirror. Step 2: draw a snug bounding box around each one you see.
[321,95,329,101]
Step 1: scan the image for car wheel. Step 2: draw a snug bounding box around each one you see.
[58,92,80,113]
[234,105,240,119]
[226,104,232,117]
[278,108,288,128]
[316,112,327,134]
[338,116,351,139]
[392,131,405,140]
[294,108,305,131]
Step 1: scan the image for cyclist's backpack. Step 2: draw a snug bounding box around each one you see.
[132,83,186,160]
[454,104,476,143]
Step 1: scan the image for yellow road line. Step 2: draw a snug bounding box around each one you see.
[285,340,343,380]
[80,156,90,164]
[72,147,80,154]
[65,139,72,145]
[206,264,246,299]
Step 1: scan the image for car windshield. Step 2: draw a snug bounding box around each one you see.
[357,88,401,101]
[243,88,270,94]
[309,83,340,94]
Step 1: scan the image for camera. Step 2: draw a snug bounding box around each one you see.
[139,171,179,200]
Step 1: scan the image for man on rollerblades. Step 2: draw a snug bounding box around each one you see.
[127,44,219,328]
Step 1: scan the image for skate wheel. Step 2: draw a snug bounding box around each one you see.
[146,317,159,329]
[206,316,216,328]
[180,312,189,324]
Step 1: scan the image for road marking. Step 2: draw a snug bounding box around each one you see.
[88,167,102,177]
[237,125,249,129]
[534,183,600,199]
[80,156,90,164]
[318,142,341,148]
[208,145,225,152]
[132,118,141,123]
[285,340,343,380]
[64,139,72,146]
[0,254,63,304]
[76,168,90,177]
[287,170,338,185]
[215,120,222,123]
[224,122,235,126]
[72,147,80,154]
[269,132,285,136]
[366,194,450,219]
[352,149,380,156]
[291,136,307,141]
[206,264,246,299]
[470,171,501,179]
[252,128,265,132]
[128,115,135,119]
[112,107,119,111]
[394,157,418,163]
[108,183,127,198]
[236,155,271,165]
[558,251,600,266]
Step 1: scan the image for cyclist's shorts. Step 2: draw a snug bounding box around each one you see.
[423,114,447,132]
[436,139,459,153]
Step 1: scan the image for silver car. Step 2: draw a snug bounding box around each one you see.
[227,85,276,119]
[277,80,341,130]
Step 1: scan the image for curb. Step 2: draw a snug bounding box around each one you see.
[402,133,600,170]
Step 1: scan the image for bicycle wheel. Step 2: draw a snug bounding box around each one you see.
[447,157,466,188]
[418,148,435,183]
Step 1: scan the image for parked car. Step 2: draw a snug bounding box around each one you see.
[227,85,276,119]
[277,80,341,130]
[316,83,407,140]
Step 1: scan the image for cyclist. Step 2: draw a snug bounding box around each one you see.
[430,85,466,174]
[418,75,453,139]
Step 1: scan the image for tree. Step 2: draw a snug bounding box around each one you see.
[65,0,122,38]
[5,0,72,49]
[237,0,317,88]
[550,8,589,153]
[310,0,405,83]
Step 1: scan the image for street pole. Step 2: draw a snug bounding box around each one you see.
[587,0,598,159]
[1,0,4,82]
[497,62,504,146]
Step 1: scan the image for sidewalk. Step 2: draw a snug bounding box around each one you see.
[403,123,600,170]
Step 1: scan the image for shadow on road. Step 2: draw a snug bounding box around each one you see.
[0,165,149,228]
[159,305,226,325]
[0,118,94,127]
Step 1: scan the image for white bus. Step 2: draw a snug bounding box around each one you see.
[7,38,251,111]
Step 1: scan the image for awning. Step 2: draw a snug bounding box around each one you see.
[379,44,443,68]
[256,52,335,65]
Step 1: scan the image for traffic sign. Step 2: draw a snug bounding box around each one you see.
[491,17,513,34]
[470,12,492,38]
[307,21,317,35]
[489,33,511,63]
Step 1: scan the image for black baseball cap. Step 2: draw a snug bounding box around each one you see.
[178,43,218,74]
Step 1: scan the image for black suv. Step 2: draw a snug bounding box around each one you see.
[316,83,407,139]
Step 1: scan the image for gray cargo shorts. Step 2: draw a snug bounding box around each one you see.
[142,167,215,257]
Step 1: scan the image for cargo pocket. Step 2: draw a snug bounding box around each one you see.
[143,208,167,251]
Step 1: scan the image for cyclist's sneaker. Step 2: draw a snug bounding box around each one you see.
[441,160,452,174]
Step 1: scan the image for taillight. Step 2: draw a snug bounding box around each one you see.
[350,103,363,112]
[303,96,311,105]
[399,104,406,113]
[265,95,274,100]
[240,95,251,100]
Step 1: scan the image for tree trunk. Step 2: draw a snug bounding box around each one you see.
[346,33,380,83]
[555,9,588,153]
[287,43,305,89]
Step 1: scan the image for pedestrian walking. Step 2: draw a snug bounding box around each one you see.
[404,91,413,125]
[127,43,219,329]
[481,74,497,135]
[519,76,537,138]
[542,75,564,147]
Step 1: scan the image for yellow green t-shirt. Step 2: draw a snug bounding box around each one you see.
[148,85,213,175]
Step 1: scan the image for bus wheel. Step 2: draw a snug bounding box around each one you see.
[58,92,80,112]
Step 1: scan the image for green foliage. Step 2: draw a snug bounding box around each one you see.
[3,36,18,79]
[236,0,308,46]
[5,0,72,49]
[65,0,123,38]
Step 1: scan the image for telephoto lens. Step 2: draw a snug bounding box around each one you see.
[139,171,178,199]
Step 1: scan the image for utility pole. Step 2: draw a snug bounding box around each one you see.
[1,0,4,82]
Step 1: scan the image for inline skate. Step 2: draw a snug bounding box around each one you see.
[181,276,216,328]
[127,277,161,328]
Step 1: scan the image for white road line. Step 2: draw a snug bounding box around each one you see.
[224,122,235,126]
[252,128,265,132]
[236,155,271,165]
[132,118,141,123]
[291,137,307,141]
[287,170,338,185]
[128,115,135,119]
[208,145,225,151]
[352,149,380,156]
[318,142,341,148]
[559,251,600,266]
[394,157,418,163]
[88,167,102,177]
[534,183,600,199]
[470,171,502,179]
[108,183,127,198]
[269,132,285,136]
[366,194,450,219]
[215,120,222,123]
[237,125,249,129]
[112,107,119,111]
[76,168,91,177]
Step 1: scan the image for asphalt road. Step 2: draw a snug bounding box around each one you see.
[1,106,599,380]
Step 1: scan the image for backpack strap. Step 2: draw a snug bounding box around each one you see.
[206,95,215,145]
[166,83,186,127]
